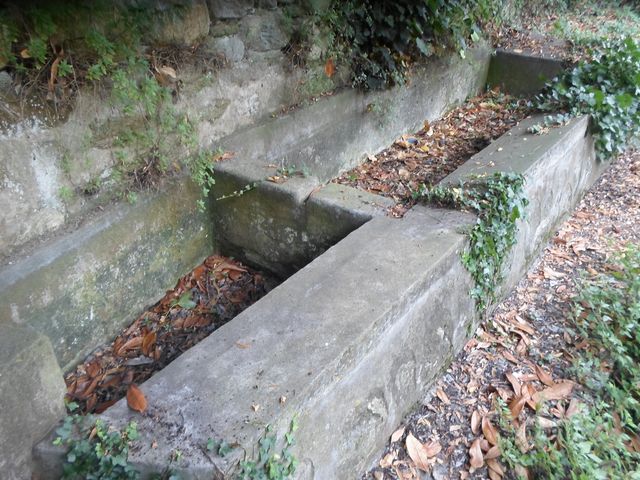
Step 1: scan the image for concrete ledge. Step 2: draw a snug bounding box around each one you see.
[487,49,566,96]
[212,46,491,275]
[443,115,602,293]
[0,178,214,370]
[0,323,66,480]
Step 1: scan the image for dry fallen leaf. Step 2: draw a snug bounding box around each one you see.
[566,397,582,418]
[126,384,147,413]
[391,426,405,443]
[482,417,499,446]
[405,432,440,472]
[485,445,501,460]
[142,331,157,357]
[509,395,527,420]
[469,438,484,469]
[534,364,554,387]
[380,452,395,468]
[515,422,529,453]
[506,371,522,395]
[436,387,451,405]
[533,381,574,405]
[471,410,481,435]
[324,57,335,78]
[487,458,505,477]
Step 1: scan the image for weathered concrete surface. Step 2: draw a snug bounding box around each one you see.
[213,45,491,274]
[443,114,602,295]
[35,115,605,480]
[0,178,213,370]
[215,178,393,276]
[0,323,66,480]
[35,207,478,479]
[487,49,566,96]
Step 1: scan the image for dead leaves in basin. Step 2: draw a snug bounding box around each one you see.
[335,90,531,217]
[65,255,274,414]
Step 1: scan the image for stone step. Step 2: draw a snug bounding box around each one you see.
[35,114,604,479]
[212,47,491,275]
[35,205,478,479]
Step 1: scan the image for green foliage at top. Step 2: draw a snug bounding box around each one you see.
[0,2,147,74]
[322,0,498,89]
[537,37,640,159]
[417,172,528,312]
[499,245,640,479]
[54,403,140,480]
[550,2,640,48]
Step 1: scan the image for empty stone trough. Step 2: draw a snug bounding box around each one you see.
[1,47,603,479]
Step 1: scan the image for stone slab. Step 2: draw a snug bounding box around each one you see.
[35,206,478,479]
[0,178,214,370]
[35,113,605,480]
[0,323,66,480]
[487,49,566,96]
[212,45,491,274]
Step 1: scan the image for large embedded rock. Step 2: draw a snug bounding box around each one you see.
[151,0,211,46]
[207,0,254,19]
[0,323,66,480]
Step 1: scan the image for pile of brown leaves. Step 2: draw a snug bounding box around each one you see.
[334,91,531,217]
[364,149,640,479]
[65,255,275,414]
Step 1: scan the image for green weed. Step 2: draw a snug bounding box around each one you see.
[499,245,640,478]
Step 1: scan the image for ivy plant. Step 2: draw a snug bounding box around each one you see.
[321,0,498,89]
[237,417,299,480]
[417,172,528,312]
[54,403,139,480]
[537,36,640,159]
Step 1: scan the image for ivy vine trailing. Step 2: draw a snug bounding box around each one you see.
[417,172,528,312]
[537,36,640,159]
[321,0,499,90]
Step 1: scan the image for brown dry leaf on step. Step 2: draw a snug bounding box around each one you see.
[126,384,147,413]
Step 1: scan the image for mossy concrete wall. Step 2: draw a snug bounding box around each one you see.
[487,49,566,96]
[213,46,492,275]
[0,178,213,370]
